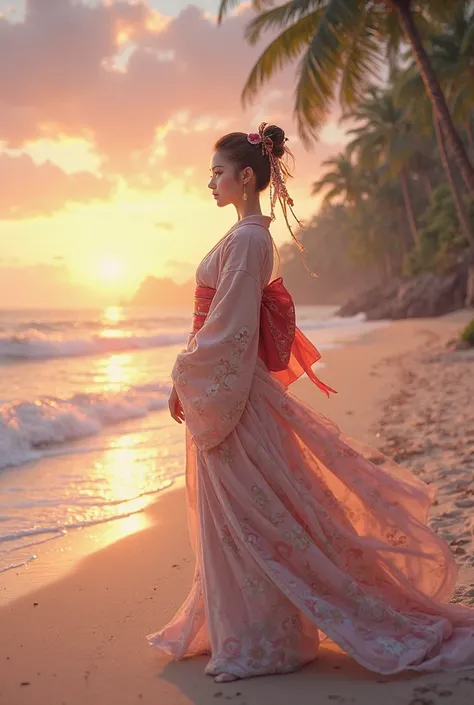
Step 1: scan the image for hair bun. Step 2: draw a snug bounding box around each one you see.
[261,123,286,159]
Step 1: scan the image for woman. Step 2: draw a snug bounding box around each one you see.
[147,123,474,682]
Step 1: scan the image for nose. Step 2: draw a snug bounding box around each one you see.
[208,178,214,190]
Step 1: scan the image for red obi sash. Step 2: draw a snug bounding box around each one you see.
[192,277,336,397]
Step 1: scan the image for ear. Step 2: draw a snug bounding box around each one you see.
[242,166,254,185]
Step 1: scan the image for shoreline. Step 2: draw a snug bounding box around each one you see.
[1,309,473,705]
[0,306,382,589]
[0,310,470,603]
[0,312,387,602]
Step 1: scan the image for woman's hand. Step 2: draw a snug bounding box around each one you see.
[168,385,185,424]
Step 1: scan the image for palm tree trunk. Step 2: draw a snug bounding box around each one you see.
[433,115,474,252]
[399,169,419,246]
[393,0,474,194]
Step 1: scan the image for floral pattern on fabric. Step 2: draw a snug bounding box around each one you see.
[170,223,273,451]
[147,215,474,678]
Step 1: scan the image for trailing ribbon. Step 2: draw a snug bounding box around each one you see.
[193,278,336,398]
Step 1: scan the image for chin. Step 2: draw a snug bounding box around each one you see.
[215,199,229,208]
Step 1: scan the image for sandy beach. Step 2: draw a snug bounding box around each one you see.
[1,310,474,705]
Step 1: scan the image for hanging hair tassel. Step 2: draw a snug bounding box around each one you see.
[254,122,318,279]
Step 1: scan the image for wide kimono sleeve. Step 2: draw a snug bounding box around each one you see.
[171,226,270,451]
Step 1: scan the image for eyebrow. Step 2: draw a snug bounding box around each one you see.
[210,165,224,171]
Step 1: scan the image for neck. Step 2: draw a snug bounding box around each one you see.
[236,193,262,220]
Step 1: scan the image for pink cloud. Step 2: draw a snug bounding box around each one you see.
[0,1,346,209]
[0,1,157,153]
[0,153,113,218]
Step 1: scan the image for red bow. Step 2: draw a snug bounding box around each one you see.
[193,278,336,397]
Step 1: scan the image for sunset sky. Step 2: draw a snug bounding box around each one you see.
[0,0,346,308]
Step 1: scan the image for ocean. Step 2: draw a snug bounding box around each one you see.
[0,304,384,577]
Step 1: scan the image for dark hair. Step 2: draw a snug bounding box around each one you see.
[214,123,290,191]
[214,123,317,277]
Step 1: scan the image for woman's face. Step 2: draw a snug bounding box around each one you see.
[208,151,245,208]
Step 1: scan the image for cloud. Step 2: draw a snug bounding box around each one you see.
[0,1,347,217]
[0,3,343,154]
[0,152,113,218]
[0,1,158,154]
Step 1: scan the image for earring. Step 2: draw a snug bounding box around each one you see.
[243,183,248,202]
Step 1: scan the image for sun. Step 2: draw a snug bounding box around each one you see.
[97,259,125,282]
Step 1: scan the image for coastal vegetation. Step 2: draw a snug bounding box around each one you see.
[218,1,474,321]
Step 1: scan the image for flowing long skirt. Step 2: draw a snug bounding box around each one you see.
[147,360,474,678]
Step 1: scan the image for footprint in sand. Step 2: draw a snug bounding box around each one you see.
[455,498,474,509]
[440,509,463,519]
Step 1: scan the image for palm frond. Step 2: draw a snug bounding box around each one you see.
[388,131,413,169]
[460,14,474,56]
[394,67,434,131]
[356,134,384,168]
[345,127,368,144]
[245,0,328,43]
[321,185,343,203]
[451,83,474,122]
[252,1,278,9]
[417,0,468,25]
[410,10,435,43]
[320,153,348,168]
[338,7,383,113]
[393,66,422,105]
[311,147,361,204]
[339,85,380,124]
[217,0,244,25]
[240,10,325,108]
[293,0,362,145]
[311,175,338,195]
[383,7,405,68]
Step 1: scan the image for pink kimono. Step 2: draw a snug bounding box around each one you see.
[147,215,474,678]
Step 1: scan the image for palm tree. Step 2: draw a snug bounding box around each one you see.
[350,171,409,274]
[218,0,474,192]
[426,5,474,175]
[344,86,420,245]
[280,203,391,295]
[311,145,410,275]
[396,62,474,251]
[430,8,474,131]
[311,148,363,206]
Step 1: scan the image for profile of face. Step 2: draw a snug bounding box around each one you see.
[208,151,253,208]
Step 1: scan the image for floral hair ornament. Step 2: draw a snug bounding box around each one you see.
[247,122,318,278]
[247,133,262,145]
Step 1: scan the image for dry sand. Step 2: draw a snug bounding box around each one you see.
[1,310,474,705]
